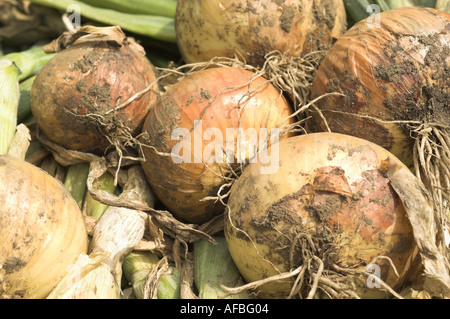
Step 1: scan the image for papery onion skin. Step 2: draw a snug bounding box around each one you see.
[309,7,450,168]
[0,155,88,299]
[140,67,294,224]
[175,0,347,66]
[225,133,418,298]
[30,39,157,153]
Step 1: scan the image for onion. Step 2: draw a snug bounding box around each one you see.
[175,0,347,67]
[309,7,449,165]
[308,7,450,220]
[140,67,295,224]
[225,132,419,299]
[0,155,88,299]
[30,26,158,154]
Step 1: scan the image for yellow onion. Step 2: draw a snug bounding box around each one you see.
[140,67,295,224]
[175,0,347,67]
[30,26,158,153]
[225,132,418,298]
[0,155,88,299]
[309,7,450,169]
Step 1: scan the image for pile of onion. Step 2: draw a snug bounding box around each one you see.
[30,26,158,154]
[0,155,88,299]
[308,7,450,219]
[225,132,419,299]
[140,67,295,224]
[175,0,347,67]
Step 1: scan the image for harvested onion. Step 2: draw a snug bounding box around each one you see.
[175,0,347,67]
[225,132,419,298]
[0,155,88,299]
[30,26,158,153]
[308,7,450,249]
[140,67,294,224]
[309,6,449,168]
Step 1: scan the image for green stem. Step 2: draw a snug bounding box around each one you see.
[0,60,21,155]
[123,250,181,299]
[343,0,377,24]
[2,45,56,81]
[374,0,392,11]
[18,75,36,123]
[147,52,172,68]
[436,0,450,12]
[418,0,437,8]
[380,0,419,9]
[21,112,35,125]
[79,0,177,18]
[380,0,437,9]
[25,139,48,166]
[194,235,253,299]
[27,0,176,43]
[344,0,438,25]
[64,162,90,209]
[39,155,59,177]
[83,170,117,220]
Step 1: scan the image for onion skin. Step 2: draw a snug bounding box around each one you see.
[0,155,88,299]
[30,39,157,153]
[309,7,450,168]
[140,67,294,224]
[175,0,347,66]
[225,133,418,298]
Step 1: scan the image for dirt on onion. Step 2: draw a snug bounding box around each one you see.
[30,26,158,155]
[308,7,450,237]
[175,0,347,67]
[140,66,295,224]
[175,0,347,111]
[225,132,421,299]
[0,154,88,299]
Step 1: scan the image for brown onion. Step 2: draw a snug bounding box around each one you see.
[140,67,295,224]
[308,7,450,245]
[309,7,450,168]
[225,132,418,299]
[175,0,347,67]
[0,155,88,299]
[30,26,158,154]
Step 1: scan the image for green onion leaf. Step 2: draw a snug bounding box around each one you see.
[0,60,21,155]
